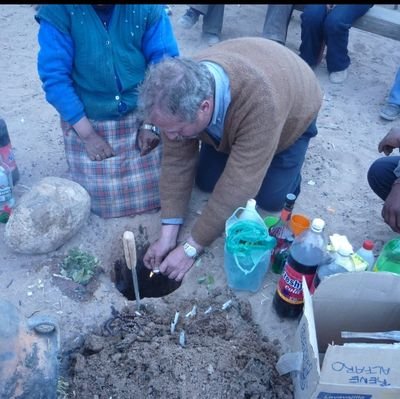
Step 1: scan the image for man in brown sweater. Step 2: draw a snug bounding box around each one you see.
[137,37,323,281]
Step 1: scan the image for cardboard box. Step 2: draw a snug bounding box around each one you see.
[277,272,400,399]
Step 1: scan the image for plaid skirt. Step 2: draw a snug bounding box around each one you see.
[61,112,161,218]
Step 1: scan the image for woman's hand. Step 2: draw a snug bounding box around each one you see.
[73,116,115,161]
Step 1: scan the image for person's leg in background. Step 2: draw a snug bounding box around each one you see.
[200,5,224,46]
[367,156,400,201]
[299,5,327,68]
[324,5,372,83]
[262,4,294,45]
[380,67,400,121]
[256,119,318,212]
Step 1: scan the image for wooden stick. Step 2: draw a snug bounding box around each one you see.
[123,231,141,310]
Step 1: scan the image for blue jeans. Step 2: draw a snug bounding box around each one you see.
[195,119,318,212]
[367,156,400,200]
[299,5,372,73]
[388,67,400,106]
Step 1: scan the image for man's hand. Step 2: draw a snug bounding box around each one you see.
[382,182,400,233]
[158,245,196,282]
[143,224,180,271]
[378,127,400,156]
[73,117,115,161]
[137,126,161,156]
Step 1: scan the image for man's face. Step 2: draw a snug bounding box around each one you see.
[150,99,213,142]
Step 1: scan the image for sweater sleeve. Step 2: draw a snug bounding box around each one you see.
[37,20,85,124]
[142,12,179,64]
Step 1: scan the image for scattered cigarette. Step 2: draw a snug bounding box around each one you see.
[173,311,180,325]
[135,311,142,316]
[185,305,197,318]
[204,306,213,314]
[149,269,160,278]
[170,322,176,334]
[179,330,185,347]
[222,300,233,310]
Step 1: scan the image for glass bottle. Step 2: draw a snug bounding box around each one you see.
[269,193,296,274]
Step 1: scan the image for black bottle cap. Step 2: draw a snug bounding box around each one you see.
[285,193,296,205]
[0,119,10,147]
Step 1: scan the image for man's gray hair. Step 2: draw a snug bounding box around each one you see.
[138,57,214,123]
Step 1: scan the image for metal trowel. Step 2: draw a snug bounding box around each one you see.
[123,230,141,310]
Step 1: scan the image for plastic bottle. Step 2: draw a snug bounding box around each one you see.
[310,244,354,293]
[0,118,19,185]
[269,193,297,274]
[272,218,328,319]
[239,198,265,226]
[373,238,400,274]
[355,240,375,271]
[0,158,15,223]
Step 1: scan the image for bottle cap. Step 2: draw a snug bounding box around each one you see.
[285,193,296,205]
[363,240,374,250]
[311,218,325,232]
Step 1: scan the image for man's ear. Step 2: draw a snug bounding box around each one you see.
[199,99,211,113]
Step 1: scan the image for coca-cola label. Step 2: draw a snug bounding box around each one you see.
[276,262,315,305]
[0,144,17,169]
[0,186,12,202]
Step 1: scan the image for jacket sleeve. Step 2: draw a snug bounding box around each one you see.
[141,11,180,64]
[37,19,85,124]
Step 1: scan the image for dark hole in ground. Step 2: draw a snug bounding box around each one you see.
[114,258,181,300]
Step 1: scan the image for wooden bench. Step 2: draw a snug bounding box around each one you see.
[293,5,400,41]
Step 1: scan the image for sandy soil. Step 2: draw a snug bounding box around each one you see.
[1,4,399,398]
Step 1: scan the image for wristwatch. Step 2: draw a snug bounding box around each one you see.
[140,123,160,136]
[183,242,198,259]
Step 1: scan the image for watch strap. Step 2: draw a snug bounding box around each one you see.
[141,123,160,136]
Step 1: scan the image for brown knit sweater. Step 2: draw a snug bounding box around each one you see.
[160,37,323,247]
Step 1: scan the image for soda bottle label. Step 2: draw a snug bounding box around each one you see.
[0,144,17,170]
[276,262,314,305]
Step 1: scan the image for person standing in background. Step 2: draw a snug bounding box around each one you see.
[178,5,224,46]
[35,5,179,218]
[380,67,400,121]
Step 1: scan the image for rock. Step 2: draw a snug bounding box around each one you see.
[4,177,90,254]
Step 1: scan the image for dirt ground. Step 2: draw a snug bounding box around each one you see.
[1,4,400,399]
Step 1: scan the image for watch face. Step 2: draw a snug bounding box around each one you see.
[184,242,197,258]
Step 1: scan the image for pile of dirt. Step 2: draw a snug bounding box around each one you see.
[61,290,293,399]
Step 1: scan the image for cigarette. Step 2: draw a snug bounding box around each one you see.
[149,269,160,278]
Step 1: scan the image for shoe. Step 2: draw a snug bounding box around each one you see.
[178,8,199,29]
[202,33,220,46]
[380,103,400,121]
[164,5,172,16]
[329,68,348,84]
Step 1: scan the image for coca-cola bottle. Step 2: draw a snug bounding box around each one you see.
[269,193,296,274]
[272,218,327,318]
[0,118,19,185]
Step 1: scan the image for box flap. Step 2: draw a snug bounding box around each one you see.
[292,277,320,399]
[312,272,400,352]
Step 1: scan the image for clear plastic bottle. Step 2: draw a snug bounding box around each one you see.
[269,193,297,274]
[239,198,265,226]
[355,240,375,271]
[272,218,328,318]
[310,244,354,293]
[0,157,15,223]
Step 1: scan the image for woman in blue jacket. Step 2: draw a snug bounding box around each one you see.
[36,5,179,218]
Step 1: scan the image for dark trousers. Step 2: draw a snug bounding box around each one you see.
[191,5,225,35]
[367,156,400,200]
[262,5,294,45]
[299,5,372,72]
[195,119,318,212]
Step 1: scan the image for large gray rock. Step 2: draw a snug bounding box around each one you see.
[4,177,90,254]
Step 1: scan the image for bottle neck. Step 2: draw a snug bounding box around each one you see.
[280,207,293,223]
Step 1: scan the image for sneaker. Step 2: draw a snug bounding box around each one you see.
[380,103,400,121]
[202,33,220,46]
[329,68,348,84]
[178,8,199,29]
